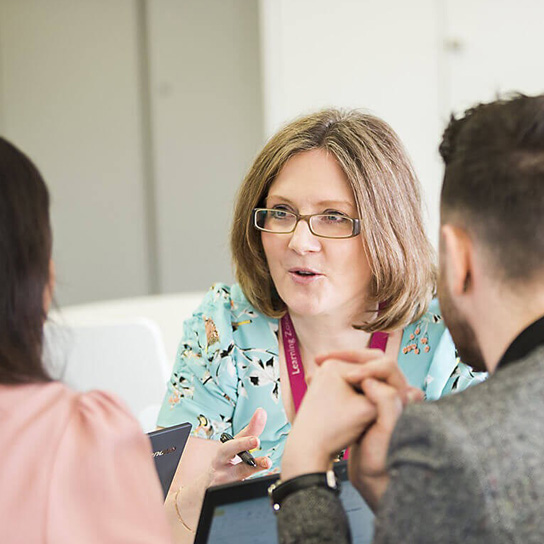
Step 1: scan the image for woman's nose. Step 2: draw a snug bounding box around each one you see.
[287,219,322,254]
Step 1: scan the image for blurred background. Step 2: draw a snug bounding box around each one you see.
[1,0,543,306]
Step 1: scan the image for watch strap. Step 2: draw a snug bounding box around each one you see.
[268,471,339,512]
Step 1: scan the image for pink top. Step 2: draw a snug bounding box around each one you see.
[0,381,172,543]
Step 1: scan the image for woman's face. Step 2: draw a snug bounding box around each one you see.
[261,149,372,320]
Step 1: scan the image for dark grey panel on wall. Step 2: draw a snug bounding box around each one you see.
[147,0,264,294]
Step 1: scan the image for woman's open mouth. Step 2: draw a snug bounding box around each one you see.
[288,268,323,284]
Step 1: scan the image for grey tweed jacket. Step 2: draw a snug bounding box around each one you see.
[277,346,544,544]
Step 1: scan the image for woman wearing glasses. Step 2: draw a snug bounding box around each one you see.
[158,109,485,537]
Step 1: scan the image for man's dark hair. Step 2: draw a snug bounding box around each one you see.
[0,137,52,384]
[440,93,544,281]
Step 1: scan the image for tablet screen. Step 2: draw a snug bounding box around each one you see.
[200,470,374,543]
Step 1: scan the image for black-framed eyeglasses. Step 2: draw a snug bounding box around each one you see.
[253,208,361,239]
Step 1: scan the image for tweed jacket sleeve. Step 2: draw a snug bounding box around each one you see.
[373,403,491,544]
[277,486,351,544]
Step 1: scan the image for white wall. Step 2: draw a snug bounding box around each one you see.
[443,0,544,113]
[259,0,544,246]
[2,0,543,304]
[0,0,264,305]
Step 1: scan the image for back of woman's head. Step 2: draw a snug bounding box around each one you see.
[0,137,52,384]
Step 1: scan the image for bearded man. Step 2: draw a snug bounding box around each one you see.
[276,94,544,544]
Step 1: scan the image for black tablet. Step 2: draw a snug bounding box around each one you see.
[147,422,192,499]
[194,460,374,544]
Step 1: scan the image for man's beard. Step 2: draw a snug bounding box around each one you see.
[437,264,487,373]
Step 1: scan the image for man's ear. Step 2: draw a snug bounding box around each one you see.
[440,225,473,296]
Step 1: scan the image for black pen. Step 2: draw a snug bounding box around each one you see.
[220,432,257,467]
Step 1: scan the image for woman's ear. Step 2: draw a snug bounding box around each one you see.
[43,259,56,313]
[440,225,473,296]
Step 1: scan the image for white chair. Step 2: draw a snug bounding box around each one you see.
[44,292,205,432]
[49,292,206,367]
[44,318,170,432]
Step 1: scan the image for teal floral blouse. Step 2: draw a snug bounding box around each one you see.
[156,283,486,472]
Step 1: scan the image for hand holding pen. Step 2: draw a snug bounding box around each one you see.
[220,432,257,467]
[205,408,272,487]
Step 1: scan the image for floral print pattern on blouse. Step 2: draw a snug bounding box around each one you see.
[156,283,487,473]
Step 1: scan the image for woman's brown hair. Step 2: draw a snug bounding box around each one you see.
[0,137,52,384]
[231,109,436,332]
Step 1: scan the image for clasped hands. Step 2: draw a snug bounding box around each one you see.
[281,349,424,511]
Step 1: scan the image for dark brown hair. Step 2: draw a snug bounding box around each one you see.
[231,109,436,332]
[0,137,52,384]
[440,93,544,282]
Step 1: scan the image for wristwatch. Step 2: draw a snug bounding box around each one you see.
[268,470,340,512]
